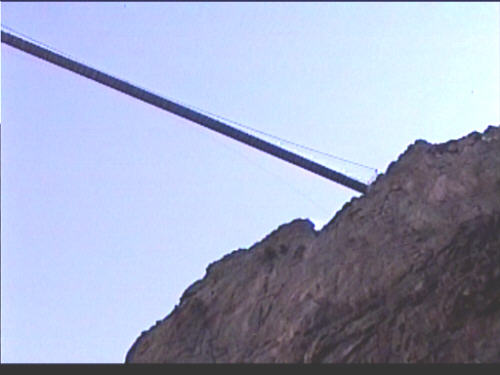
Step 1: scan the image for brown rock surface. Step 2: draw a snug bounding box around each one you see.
[125,125,500,363]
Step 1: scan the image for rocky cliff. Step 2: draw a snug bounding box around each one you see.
[125,125,500,363]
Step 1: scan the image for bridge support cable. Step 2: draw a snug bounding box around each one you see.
[1,30,368,194]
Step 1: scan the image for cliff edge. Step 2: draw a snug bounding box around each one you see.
[126,125,500,363]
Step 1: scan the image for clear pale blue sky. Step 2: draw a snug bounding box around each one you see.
[1,2,499,363]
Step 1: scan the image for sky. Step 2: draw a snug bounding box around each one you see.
[1,2,499,363]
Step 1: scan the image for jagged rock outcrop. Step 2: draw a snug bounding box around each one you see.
[126,125,500,363]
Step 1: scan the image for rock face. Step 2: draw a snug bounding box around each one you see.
[126,125,500,363]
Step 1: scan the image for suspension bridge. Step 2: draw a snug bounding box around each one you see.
[1,27,376,194]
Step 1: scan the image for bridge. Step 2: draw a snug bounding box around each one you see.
[1,28,371,194]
